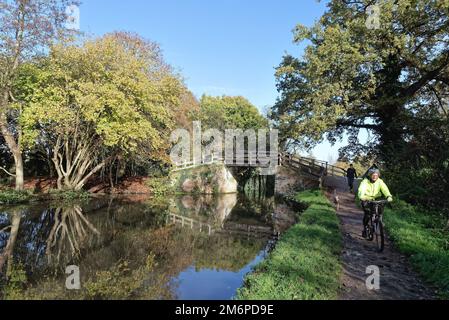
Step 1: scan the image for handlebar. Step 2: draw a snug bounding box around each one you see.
[364,199,389,205]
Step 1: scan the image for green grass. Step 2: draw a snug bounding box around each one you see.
[47,189,91,201]
[236,189,342,300]
[384,200,449,298]
[0,188,92,205]
[0,189,32,204]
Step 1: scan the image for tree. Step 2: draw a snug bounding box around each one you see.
[271,0,449,160]
[175,90,200,129]
[196,95,268,130]
[0,0,78,190]
[20,34,183,190]
[192,95,270,186]
[271,0,449,216]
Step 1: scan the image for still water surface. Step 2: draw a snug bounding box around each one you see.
[0,193,297,299]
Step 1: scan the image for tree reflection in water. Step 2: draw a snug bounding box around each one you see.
[0,193,296,299]
[45,205,100,266]
[0,209,22,274]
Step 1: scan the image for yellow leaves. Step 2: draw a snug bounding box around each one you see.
[20,34,183,157]
[293,24,312,43]
[436,0,449,10]
[275,65,297,77]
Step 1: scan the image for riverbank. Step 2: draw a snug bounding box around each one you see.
[384,201,449,298]
[0,176,158,205]
[0,188,93,204]
[236,189,342,299]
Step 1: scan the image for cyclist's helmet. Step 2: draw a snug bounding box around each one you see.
[368,168,380,176]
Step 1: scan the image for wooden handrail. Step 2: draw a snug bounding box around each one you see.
[172,150,347,178]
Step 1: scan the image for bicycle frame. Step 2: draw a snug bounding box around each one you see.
[365,199,388,252]
[370,202,384,222]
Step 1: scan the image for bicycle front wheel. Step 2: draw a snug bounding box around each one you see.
[375,221,384,252]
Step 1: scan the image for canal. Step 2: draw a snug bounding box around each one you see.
[0,192,299,299]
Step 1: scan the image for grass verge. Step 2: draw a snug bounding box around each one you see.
[236,189,342,300]
[47,189,91,201]
[0,189,32,204]
[0,188,92,205]
[384,201,449,298]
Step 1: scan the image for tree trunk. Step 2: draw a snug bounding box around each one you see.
[0,211,22,274]
[13,152,24,190]
[48,158,55,178]
[0,112,24,190]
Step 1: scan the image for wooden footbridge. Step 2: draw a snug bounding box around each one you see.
[172,151,347,183]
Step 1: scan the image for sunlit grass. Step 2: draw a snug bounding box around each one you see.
[384,201,449,298]
[236,189,342,300]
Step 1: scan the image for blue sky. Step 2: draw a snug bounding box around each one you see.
[78,0,350,162]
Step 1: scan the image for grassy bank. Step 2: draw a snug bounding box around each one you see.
[0,188,91,204]
[384,201,449,298]
[236,189,342,300]
[0,189,32,204]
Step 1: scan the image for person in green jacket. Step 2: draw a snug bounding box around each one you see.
[358,168,393,238]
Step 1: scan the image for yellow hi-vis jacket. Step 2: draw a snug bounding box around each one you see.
[358,178,392,201]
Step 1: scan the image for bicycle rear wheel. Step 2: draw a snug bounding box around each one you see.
[367,224,374,241]
[375,221,384,252]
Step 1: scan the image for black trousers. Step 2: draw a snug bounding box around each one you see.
[361,201,384,228]
[348,178,354,190]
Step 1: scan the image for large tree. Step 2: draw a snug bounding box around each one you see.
[0,0,77,189]
[20,33,182,190]
[271,0,449,161]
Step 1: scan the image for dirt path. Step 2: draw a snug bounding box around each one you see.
[326,188,437,300]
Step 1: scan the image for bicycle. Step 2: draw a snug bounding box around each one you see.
[364,199,389,252]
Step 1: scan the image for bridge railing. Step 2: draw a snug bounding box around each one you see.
[279,152,347,177]
[167,212,214,235]
[325,164,347,177]
[279,152,326,178]
[171,151,279,171]
[171,150,348,178]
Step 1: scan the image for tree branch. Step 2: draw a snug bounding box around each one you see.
[401,50,449,98]
[0,225,12,233]
[0,166,16,177]
[336,120,381,130]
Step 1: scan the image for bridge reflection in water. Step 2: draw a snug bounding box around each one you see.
[0,192,298,300]
[166,193,287,239]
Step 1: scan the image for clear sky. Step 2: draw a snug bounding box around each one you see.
[78,0,348,162]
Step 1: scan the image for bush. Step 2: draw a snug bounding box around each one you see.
[146,177,174,196]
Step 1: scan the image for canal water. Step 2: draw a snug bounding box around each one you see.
[0,193,299,299]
